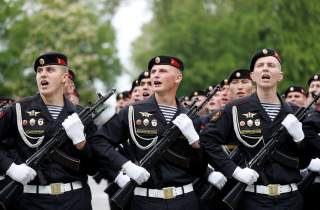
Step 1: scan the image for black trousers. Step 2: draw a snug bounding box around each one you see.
[302,182,320,210]
[14,185,92,210]
[129,192,199,210]
[238,191,303,210]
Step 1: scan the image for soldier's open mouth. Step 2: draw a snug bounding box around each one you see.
[41,80,49,86]
[143,92,150,97]
[261,74,271,79]
[154,81,161,86]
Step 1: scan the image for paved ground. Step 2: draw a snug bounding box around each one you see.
[88,176,110,210]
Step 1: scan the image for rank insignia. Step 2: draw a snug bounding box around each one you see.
[22,120,28,126]
[143,119,149,126]
[151,119,157,127]
[38,118,44,126]
[136,119,142,125]
[243,112,256,118]
[247,120,253,127]
[26,110,40,117]
[254,119,260,126]
[240,121,246,126]
[139,112,153,118]
[29,118,36,126]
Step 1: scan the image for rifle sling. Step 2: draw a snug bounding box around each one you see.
[50,149,81,171]
[271,150,299,169]
[163,149,190,169]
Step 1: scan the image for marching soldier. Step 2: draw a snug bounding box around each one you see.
[0,52,98,210]
[284,85,307,108]
[205,85,222,113]
[130,79,143,102]
[137,71,154,100]
[228,69,255,101]
[307,74,320,104]
[219,79,231,107]
[189,90,208,116]
[116,91,131,113]
[90,55,206,210]
[201,49,309,210]
[300,74,320,210]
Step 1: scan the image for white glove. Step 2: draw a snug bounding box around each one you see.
[172,114,199,145]
[232,167,259,185]
[114,171,131,188]
[122,161,150,185]
[6,163,37,185]
[281,114,304,143]
[208,171,227,190]
[62,113,85,145]
[308,158,320,172]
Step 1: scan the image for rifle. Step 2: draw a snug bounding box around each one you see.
[110,85,220,209]
[0,89,116,210]
[222,92,320,210]
[298,171,318,193]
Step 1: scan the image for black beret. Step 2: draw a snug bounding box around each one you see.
[116,91,131,101]
[250,48,281,72]
[220,79,229,88]
[0,96,14,104]
[228,69,251,84]
[308,74,320,86]
[137,71,150,84]
[34,52,68,72]
[148,55,184,71]
[284,85,307,98]
[205,84,218,94]
[189,90,206,99]
[130,79,140,93]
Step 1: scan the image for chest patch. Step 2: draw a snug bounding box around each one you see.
[128,105,158,150]
[16,103,45,148]
[232,106,263,148]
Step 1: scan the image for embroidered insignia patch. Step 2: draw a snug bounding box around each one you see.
[242,112,257,118]
[210,111,223,122]
[26,110,40,117]
[139,112,153,118]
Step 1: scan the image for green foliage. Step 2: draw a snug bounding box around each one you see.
[0,0,121,103]
[132,0,320,96]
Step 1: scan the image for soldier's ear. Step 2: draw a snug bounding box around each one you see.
[250,72,256,82]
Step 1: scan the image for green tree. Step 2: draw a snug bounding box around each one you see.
[133,0,320,96]
[0,0,121,103]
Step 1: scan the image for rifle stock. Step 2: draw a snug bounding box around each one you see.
[110,85,221,208]
[0,89,116,209]
[222,93,320,209]
[298,171,318,193]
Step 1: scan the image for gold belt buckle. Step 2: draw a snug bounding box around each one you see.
[50,183,62,195]
[268,184,280,196]
[163,187,175,199]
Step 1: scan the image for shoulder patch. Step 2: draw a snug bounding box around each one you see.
[210,111,223,122]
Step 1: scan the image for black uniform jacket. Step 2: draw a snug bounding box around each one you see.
[0,94,97,184]
[90,95,206,188]
[303,110,320,158]
[200,93,309,185]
